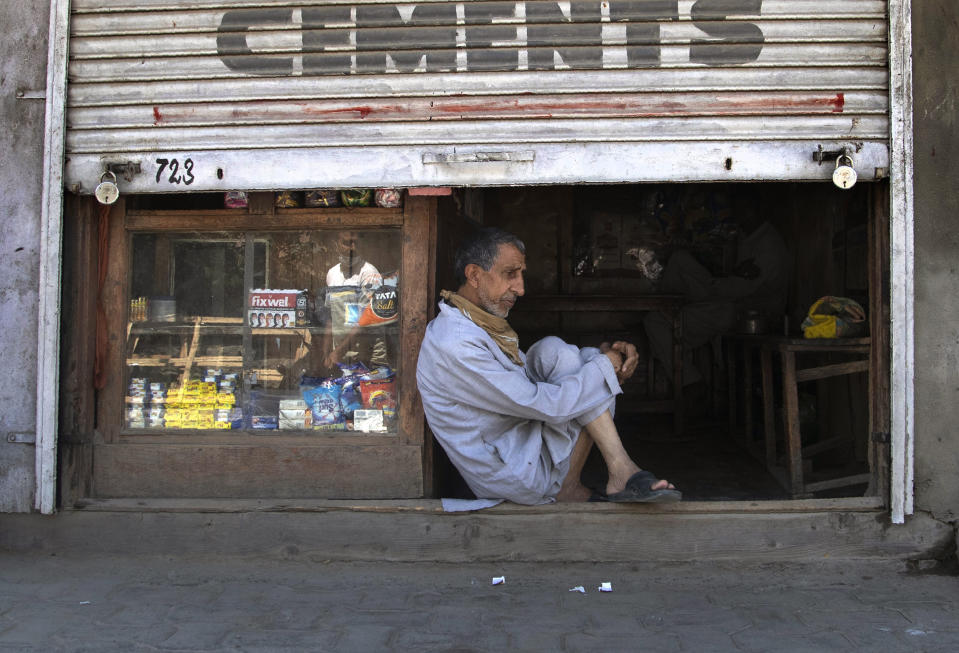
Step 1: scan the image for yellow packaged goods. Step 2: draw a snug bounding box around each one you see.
[800,296,866,339]
[213,421,232,429]
[216,392,236,406]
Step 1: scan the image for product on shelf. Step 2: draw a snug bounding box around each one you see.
[130,369,240,430]
[248,289,309,328]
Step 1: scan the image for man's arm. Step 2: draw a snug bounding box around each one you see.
[433,338,621,425]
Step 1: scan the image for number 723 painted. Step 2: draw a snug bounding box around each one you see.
[155,158,195,185]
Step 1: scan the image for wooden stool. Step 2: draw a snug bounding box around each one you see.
[726,335,871,498]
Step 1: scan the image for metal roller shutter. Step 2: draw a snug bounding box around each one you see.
[64,0,890,191]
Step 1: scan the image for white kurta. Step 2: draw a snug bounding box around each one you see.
[416,302,622,504]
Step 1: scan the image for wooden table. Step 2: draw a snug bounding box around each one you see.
[513,294,686,436]
[725,334,871,498]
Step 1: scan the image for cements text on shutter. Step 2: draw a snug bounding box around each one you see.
[217,0,765,76]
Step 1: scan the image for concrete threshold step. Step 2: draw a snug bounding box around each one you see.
[1,498,952,564]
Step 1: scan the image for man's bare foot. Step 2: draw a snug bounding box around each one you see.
[556,481,593,502]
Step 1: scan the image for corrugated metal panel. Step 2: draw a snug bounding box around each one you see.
[64,0,890,191]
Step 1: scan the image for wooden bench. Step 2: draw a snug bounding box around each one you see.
[725,334,871,498]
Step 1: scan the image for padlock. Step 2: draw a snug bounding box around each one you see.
[94,171,120,205]
[832,154,857,190]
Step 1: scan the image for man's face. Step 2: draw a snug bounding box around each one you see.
[473,243,526,318]
[336,232,361,268]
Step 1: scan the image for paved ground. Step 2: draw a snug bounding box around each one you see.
[0,554,957,652]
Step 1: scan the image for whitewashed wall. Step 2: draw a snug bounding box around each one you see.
[64,0,889,191]
[0,0,50,512]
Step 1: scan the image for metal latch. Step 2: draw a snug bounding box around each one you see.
[423,151,535,164]
[7,432,36,444]
[813,144,861,165]
[107,162,142,181]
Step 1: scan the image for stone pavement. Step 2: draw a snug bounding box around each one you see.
[0,554,957,652]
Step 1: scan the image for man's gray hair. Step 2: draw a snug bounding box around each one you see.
[454,227,526,286]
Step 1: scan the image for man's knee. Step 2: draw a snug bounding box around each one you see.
[527,336,581,382]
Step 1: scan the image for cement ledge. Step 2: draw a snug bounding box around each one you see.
[2,498,952,563]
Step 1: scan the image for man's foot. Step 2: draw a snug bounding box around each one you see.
[556,480,594,502]
[601,470,681,503]
[606,466,675,497]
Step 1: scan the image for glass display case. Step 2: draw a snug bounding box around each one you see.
[84,193,434,499]
[124,230,402,435]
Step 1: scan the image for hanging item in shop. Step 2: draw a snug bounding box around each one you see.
[274,191,302,208]
[305,189,342,207]
[340,188,372,207]
[224,191,248,208]
[801,296,866,339]
[374,188,403,208]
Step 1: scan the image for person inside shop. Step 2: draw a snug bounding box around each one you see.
[321,230,388,370]
[417,227,681,505]
[643,194,789,400]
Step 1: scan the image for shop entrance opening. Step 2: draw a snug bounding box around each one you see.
[432,181,888,503]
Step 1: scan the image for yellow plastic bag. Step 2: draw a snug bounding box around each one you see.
[801,296,866,339]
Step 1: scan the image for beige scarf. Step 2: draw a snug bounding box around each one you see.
[441,290,523,366]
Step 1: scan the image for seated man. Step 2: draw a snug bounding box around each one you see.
[416,227,680,505]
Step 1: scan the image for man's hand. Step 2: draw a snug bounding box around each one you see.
[600,340,640,383]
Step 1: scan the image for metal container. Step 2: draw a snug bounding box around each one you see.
[740,310,766,335]
[148,297,176,322]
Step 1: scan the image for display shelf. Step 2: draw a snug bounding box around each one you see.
[128,322,325,337]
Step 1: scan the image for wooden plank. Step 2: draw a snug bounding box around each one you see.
[58,195,99,507]
[399,196,432,448]
[421,193,439,497]
[516,294,683,312]
[68,496,886,515]
[119,433,400,446]
[795,359,870,383]
[98,198,131,444]
[867,182,891,501]
[802,435,852,458]
[729,335,871,348]
[11,505,953,564]
[761,345,776,468]
[781,350,804,497]
[126,208,403,231]
[93,443,423,498]
[744,343,754,450]
[804,473,872,494]
[246,191,274,215]
[59,195,99,443]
